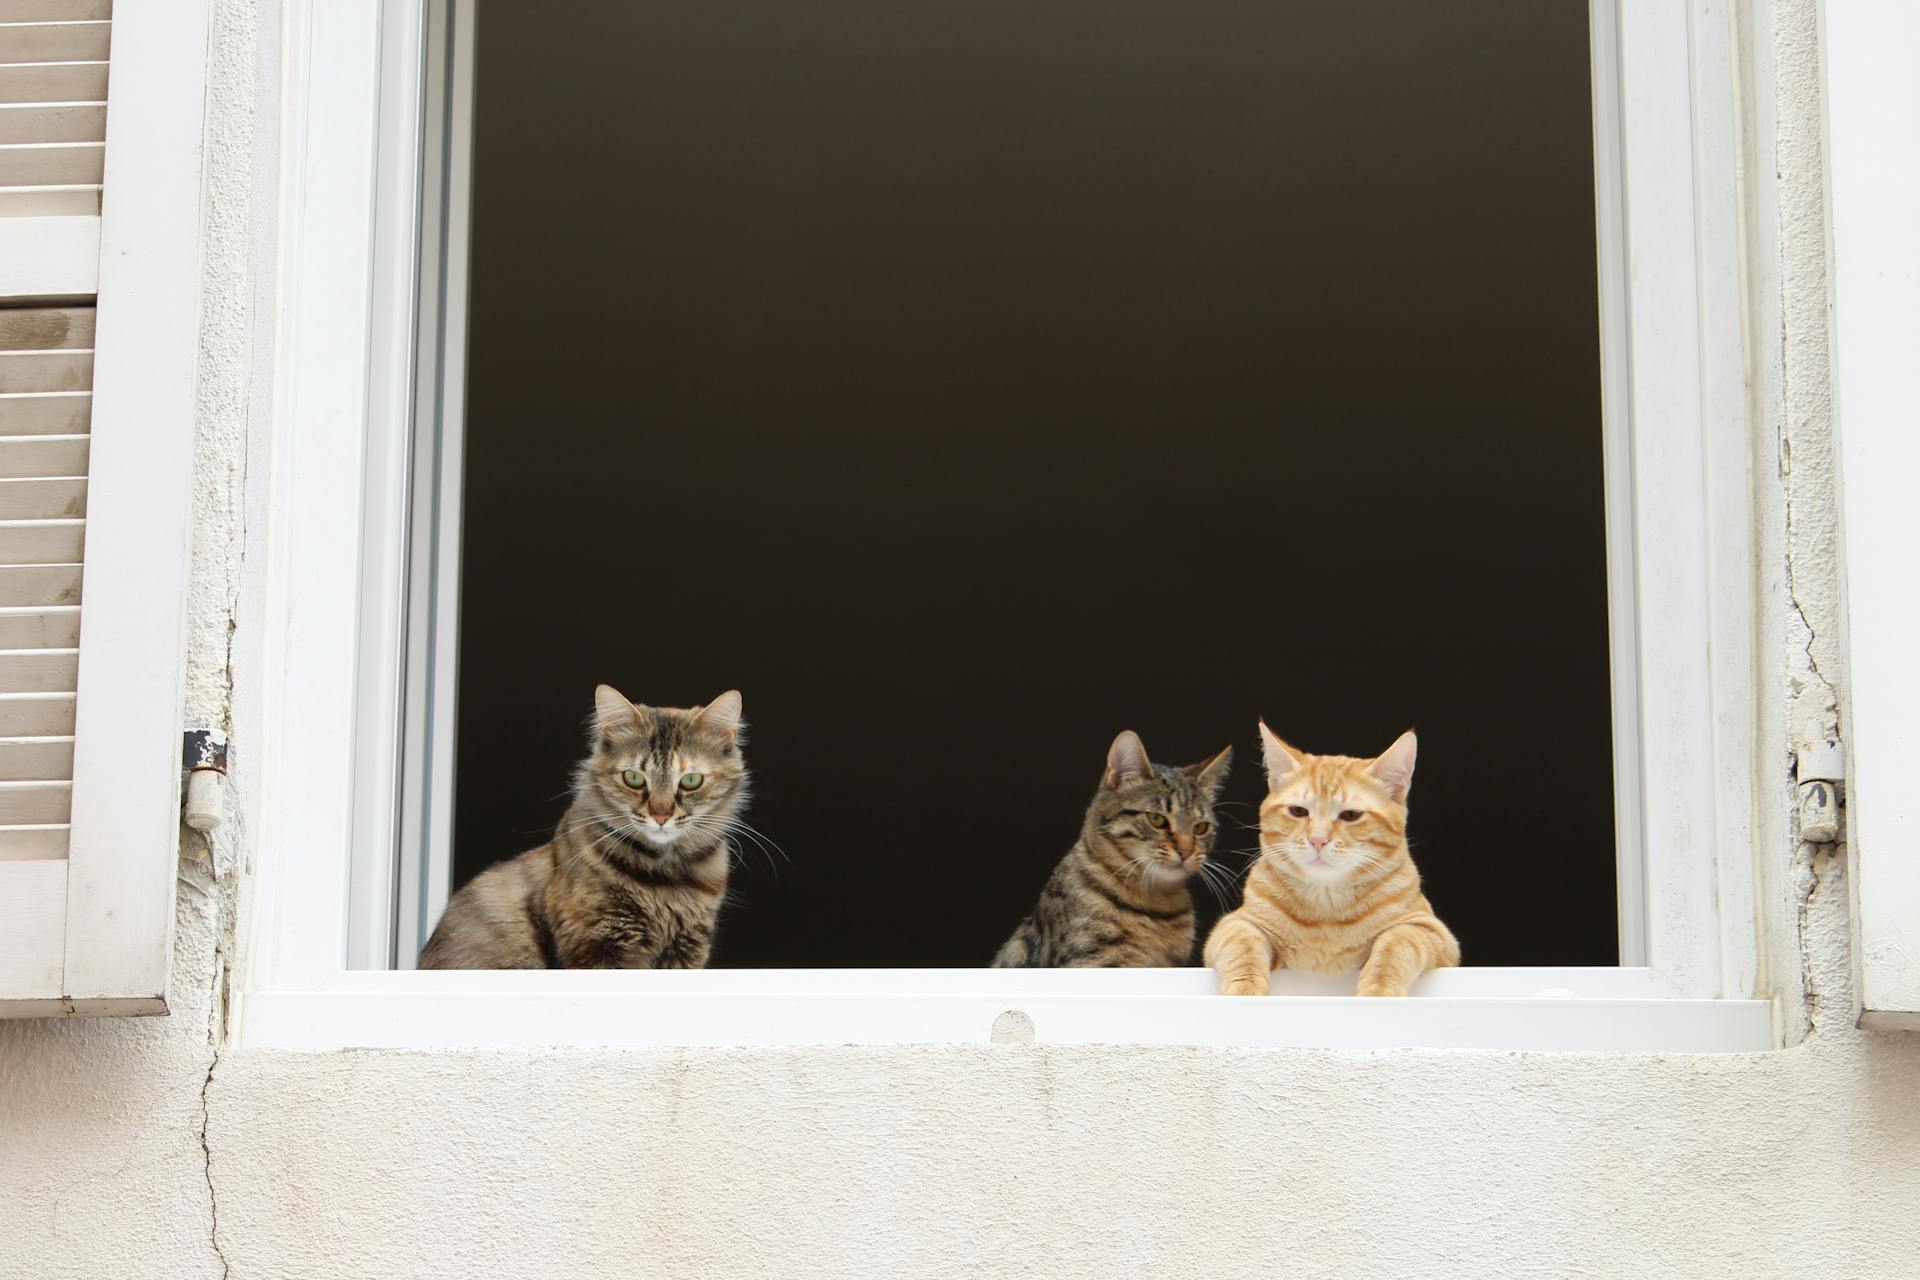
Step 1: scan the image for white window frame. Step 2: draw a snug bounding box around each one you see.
[237,0,1772,1052]
[0,0,212,1016]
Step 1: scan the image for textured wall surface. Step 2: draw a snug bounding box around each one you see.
[0,2,267,1277]
[4,2,1918,1278]
[207,1034,1920,1279]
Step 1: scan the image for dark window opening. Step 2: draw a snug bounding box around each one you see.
[455,0,1615,967]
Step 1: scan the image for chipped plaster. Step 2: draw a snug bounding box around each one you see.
[3,2,1917,1277]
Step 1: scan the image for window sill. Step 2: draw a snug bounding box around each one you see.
[236,968,1773,1053]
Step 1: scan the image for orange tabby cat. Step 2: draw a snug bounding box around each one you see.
[1205,723,1458,996]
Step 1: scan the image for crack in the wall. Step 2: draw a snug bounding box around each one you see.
[1783,445,1841,1034]
[186,818,238,1277]
[182,1,258,1268]
[198,1046,230,1280]
[1795,841,1828,1021]
[1783,406,1842,1041]
[1782,537,1839,713]
[1758,0,1842,1045]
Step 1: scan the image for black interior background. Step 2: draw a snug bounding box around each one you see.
[454,1,1616,967]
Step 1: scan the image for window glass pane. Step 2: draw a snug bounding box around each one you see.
[455,0,1613,966]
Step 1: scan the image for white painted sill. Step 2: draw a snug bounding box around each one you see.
[237,968,1772,1053]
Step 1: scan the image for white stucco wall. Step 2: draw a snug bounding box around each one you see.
[4,1,1918,1276]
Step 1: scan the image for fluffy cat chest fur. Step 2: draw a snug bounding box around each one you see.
[542,833,729,968]
[1237,855,1430,974]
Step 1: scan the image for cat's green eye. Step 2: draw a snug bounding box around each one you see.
[1338,809,1364,822]
[679,772,705,791]
[1147,813,1168,828]
[621,769,646,789]
[1195,821,1211,835]
[1287,804,1309,819]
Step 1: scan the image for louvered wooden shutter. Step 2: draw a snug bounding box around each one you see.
[0,306,86,860]
[0,2,108,297]
[1,0,206,1016]
[0,2,103,1007]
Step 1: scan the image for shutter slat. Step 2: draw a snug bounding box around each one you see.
[0,692,73,735]
[0,350,89,391]
[0,61,106,104]
[0,476,83,518]
[0,734,71,778]
[0,21,111,65]
[0,434,87,475]
[0,392,89,434]
[0,564,78,605]
[0,306,90,349]
[0,822,66,858]
[0,101,99,143]
[0,291,86,895]
[0,183,96,215]
[0,604,75,646]
[0,517,81,562]
[0,778,69,823]
[0,4,111,21]
[0,140,101,185]
[0,649,75,691]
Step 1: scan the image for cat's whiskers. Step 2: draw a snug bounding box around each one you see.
[558,814,645,880]
[686,824,763,878]
[1218,845,1266,880]
[1195,859,1238,911]
[684,811,782,877]
[554,812,626,839]
[695,810,777,863]
[715,814,790,865]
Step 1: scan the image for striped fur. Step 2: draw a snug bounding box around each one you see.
[418,686,750,970]
[993,731,1230,968]
[1205,723,1458,996]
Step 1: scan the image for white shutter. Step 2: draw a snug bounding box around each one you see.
[0,0,102,1011]
[1825,2,1920,1031]
[0,0,206,1016]
[0,306,86,858]
[0,0,108,297]
[0,308,84,1005]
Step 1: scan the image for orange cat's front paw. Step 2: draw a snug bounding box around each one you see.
[1355,974,1408,998]
[1218,972,1269,997]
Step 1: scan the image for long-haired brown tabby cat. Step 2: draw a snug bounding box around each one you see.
[993,730,1231,968]
[1205,723,1458,996]
[418,685,749,969]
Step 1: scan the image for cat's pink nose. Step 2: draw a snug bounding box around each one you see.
[1308,834,1330,851]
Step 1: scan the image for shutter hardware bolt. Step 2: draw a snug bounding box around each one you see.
[1795,735,1845,845]
[182,730,228,833]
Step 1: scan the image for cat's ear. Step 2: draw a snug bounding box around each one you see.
[1367,729,1418,802]
[592,684,643,739]
[1186,745,1233,799]
[1258,720,1305,787]
[1105,730,1153,789]
[691,690,744,744]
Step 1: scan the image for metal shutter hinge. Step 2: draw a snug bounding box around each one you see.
[1795,734,1845,844]
[182,730,228,832]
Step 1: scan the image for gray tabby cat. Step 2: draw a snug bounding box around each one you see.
[419,685,749,970]
[992,731,1231,968]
